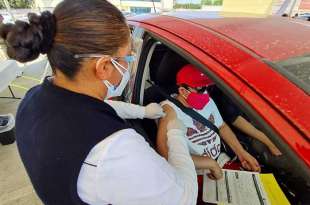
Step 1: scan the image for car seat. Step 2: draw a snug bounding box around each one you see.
[142,49,187,145]
[144,49,187,105]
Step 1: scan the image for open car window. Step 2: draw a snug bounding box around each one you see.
[122,30,144,102]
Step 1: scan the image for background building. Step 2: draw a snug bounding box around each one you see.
[33,0,174,14]
[299,0,310,13]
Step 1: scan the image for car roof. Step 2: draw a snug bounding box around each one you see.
[130,11,310,62]
[128,12,310,139]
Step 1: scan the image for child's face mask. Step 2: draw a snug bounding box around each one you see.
[186,91,210,110]
[184,86,210,110]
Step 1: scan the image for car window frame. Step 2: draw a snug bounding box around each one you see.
[122,26,144,102]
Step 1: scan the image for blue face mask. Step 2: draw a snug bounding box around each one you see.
[73,53,135,99]
[103,56,134,99]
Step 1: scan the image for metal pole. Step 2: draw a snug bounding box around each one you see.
[2,0,16,22]
[152,0,157,13]
[288,0,298,17]
[276,0,291,16]
[8,86,16,98]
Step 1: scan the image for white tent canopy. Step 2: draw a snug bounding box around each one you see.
[0,60,20,93]
[34,0,62,9]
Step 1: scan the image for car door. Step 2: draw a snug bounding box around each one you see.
[127,23,310,204]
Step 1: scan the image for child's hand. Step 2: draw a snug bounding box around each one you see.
[268,144,282,156]
[238,150,261,172]
[208,160,223,180]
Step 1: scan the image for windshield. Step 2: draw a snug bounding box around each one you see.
[272,54,310,95]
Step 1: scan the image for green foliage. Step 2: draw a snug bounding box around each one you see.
[201,0,223,6]
[214,0,223,5]
[201,0,211,5]
[0,0,33,9]
[174,3,202,9]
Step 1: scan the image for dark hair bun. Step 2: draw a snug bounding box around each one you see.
[0,23,14,39]
[0,11,56,63]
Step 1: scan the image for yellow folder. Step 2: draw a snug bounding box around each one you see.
[260,174,290,205]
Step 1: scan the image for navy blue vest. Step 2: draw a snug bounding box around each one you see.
[16,78,129,205]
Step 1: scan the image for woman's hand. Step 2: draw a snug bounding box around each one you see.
[238,150,261,172]
[144,103,165,119]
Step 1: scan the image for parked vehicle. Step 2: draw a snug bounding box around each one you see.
[125,11,310,204]
[296,13,310,21]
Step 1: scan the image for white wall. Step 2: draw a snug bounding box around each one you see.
[162,0,174,11]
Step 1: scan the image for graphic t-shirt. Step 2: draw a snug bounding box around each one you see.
[161,98,224,159]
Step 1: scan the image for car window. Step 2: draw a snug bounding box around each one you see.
[122,30,144,102]
[138,41,164,105]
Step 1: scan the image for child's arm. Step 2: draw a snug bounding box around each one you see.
[192,155,223,179]
[157,104,174,159]
[157,105,223,179]
[191,155,216,169]
[232,116,282,156]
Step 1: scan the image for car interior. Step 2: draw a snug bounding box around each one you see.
[128,39,310,204]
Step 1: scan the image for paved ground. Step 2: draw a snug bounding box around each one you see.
[0,58,50,205]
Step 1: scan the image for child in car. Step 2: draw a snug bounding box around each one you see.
[157,64,261,179]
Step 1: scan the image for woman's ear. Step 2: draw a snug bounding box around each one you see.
[178,87,189,98]
[95,56,112,80]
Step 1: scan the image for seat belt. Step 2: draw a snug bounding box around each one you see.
[147,80,219,134]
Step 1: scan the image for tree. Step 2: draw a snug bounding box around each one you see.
[201,0,223,6]
[0,0,33,9]
[174,3,202,9]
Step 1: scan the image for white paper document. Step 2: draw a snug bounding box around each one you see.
[203,169,270,205]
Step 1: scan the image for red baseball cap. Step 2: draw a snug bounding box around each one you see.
[176,64,214,88]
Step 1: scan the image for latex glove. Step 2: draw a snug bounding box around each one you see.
[144,103,165,119]
[167,118,186,134]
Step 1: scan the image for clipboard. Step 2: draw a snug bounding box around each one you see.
[202,169,290,205]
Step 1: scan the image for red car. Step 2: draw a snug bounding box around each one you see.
[125,11,310,204]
